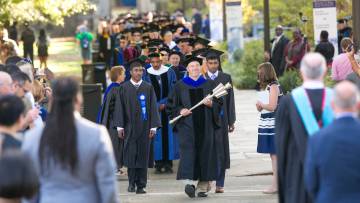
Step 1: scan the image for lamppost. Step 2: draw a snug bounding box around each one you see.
[264,0,270,52]
[353,0,360,51]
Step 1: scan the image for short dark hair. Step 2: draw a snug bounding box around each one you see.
[0,151,39,199]
[320,30,329,40]
[11,71,31,85]
[130,62,143,70]
[0,95,25,126]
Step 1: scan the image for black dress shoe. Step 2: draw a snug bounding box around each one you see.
[197,192,208,198]
[154,167,162,174]
[128,185,135,193]
[136,187,147,194]
[164,166,173,174]
[184,184,195,198]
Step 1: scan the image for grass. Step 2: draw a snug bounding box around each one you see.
[19,38,83,78]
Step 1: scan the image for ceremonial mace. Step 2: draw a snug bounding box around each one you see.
[169,82,233,125]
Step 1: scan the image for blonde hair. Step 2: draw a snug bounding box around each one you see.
[110,66,125,82]
[257,62,278,89]
[32,80,45,103]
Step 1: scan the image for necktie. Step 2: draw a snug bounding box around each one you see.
[211,74,216,80]
[134,84,140,89]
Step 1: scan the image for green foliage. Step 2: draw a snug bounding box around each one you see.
[0,0,96,26]
[278,70,303,94]
[222,40,264,89]
[247,0,352,45]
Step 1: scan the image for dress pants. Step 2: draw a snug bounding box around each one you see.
[128,168,148,188]
[23,44,34,62]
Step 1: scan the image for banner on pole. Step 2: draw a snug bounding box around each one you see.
[313,0,338,55]
[225,1,244,60]
[209,0,224,42]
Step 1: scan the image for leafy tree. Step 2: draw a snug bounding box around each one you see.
[0,0,96,26]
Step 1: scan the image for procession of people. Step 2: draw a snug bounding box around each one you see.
[1,6,360,203]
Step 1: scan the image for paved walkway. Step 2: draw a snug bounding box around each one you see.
[117,90,278,203]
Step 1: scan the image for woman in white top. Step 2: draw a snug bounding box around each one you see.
[256,62,283,194]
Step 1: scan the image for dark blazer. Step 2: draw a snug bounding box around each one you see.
[270,35,289,77]
[305,116,360,203]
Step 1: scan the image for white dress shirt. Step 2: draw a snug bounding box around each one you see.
[207,71,219,80]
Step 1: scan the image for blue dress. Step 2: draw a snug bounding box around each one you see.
[257,82,283,154]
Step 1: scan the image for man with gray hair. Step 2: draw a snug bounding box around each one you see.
[0,71,14,96]
[276,53,335,203]
[305,81,360,203]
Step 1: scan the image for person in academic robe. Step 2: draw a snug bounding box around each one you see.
[161,29,178,50]
[114,58,161,194]
[166,56,222,198]
[159,47,172,67]
[131,28,143,54]
[204,49,236,193]
[113,35,130,66]
[275,53,335,203]
[169,51,187,80]
[192,37,211,51]
[97,66,126,172]
[145,52,179,174]
[176,38,194,56]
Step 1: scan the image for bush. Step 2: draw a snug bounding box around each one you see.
[278,70,302,94]
[222,40,264,89]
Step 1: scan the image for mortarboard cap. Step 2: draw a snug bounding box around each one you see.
[169,50,183,58]
[192,37,211,47]
[175,37,194,45]
[205,49,224,59]
[148,52,161,58]
[184,55,203,67]
[159,47,171,54]
[131,27,143,34]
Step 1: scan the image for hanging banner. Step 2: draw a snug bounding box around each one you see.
[209,0,224,42]
[225,0,244,58]
[313,0,338,55]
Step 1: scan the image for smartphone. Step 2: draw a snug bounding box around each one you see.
[347,44,354,52]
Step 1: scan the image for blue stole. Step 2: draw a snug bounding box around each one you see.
[291,87,334,136]
[182,76,207,87]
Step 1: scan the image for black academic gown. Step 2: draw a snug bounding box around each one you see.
[166,78,222,181]
[205,72,236,169]
[115,81,161,169]
[100,86,123,168]
[275,89,324,203]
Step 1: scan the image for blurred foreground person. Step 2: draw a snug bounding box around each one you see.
[0,151,39,203]
[305,81,360,203]
[0,95,25,153]
[22,77,118,203]
[276,53,334,203]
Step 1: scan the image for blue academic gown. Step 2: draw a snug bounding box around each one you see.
[96,82,120,123]
[145,66,179,161]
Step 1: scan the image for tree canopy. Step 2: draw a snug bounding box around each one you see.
[0,0,96,26]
